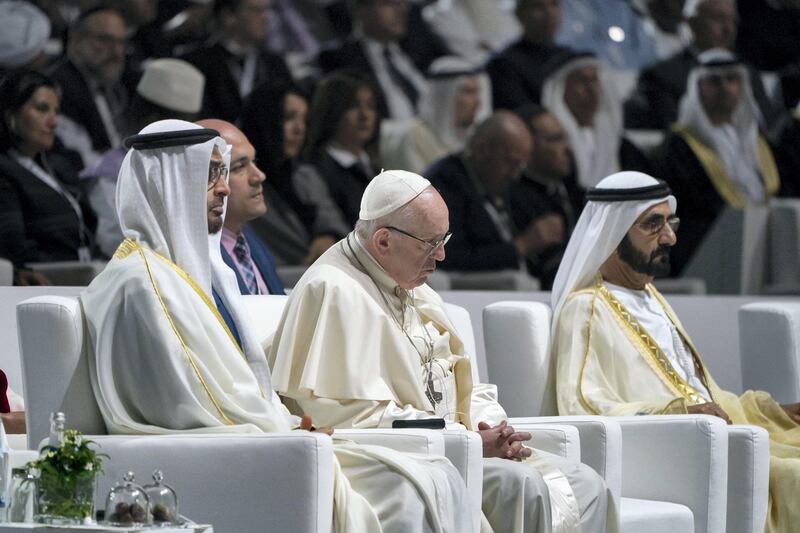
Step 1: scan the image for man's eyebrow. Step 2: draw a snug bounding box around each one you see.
[642,213,666,223]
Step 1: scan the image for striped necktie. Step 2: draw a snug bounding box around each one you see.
[233,233,260,295]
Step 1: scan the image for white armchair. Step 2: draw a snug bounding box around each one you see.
[483,300,770,533]
[16,295,337,533]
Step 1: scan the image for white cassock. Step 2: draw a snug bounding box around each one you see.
[81,238,472,533]
[268,232,611,533]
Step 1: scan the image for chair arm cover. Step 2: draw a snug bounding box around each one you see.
[333,428,445,456]
[616,415,728,533]
[91,433,335,533]
[738,302,800,404]
[509,423,580,463]
[725,425,769,533]
[442,430,483,533]
[510,415,622,526]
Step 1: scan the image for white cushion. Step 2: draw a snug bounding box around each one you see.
[620,497,693,533]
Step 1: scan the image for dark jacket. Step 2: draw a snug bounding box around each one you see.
[305,149,373,226]
[220,226,286,295]
[183,42,293,123]
[0,152,95,267]
[425,154,520,271]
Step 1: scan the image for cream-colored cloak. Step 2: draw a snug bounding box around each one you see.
[555,276,800,533]
[82,239,471,533]
[268,234,612,533]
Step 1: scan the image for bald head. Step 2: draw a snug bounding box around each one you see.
[466,111,533,197]
[197,119,266,232]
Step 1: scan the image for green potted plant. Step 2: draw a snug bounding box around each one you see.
[25,429,105,524]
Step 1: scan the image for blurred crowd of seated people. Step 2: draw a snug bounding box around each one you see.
[2,0,800,288]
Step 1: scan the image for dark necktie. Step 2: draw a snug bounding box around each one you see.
[382,46,419,111]
[233,234,260,295]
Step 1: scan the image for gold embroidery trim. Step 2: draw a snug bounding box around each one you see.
[596,277,707,406]
[647,286,716,403]
[576,288,601,415]
[122,239,235,425]
[116,239,246,361]
[674,125,780,207]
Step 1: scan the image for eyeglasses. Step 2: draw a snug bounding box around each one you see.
[636,215,680,236]
[385,226,452,254]
[208,163,229,190]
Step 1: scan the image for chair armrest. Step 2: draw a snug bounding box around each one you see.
[616,415,728,533]
[91,433,334,533]
[726,425,769,533]
[334,428,445,456]
[508,423,580,463]
[510,415,622,527]
[442,430,482,533]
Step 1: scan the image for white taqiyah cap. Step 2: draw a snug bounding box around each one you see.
[359,169,431,220]
[0,1,50,68]
[136,58,205,114]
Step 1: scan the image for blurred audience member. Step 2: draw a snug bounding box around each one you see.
[426,111,543,273]
[381,57,491,174]
[265,0,335,67]
[541,52,650,190]
[774,103,800,196]
[183,0,293,122]
[317,0,431,119]
[199,119,285,295]
[239,82,349,266]
[635,0,690,61]
[627,0,778,129]
[511,104,581,288]
[487,0,570,111]
[655,50,782,274]
[424,0,521,66]
[556,0,659,97]
[82,58,205,258]
[0,1,51,76]
[0,69,96,285]
[49,6,129,169]
[303,71,380,225]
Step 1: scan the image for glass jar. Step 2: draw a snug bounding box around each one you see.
[104,472,150,527]
[8,468,36,523]
[36,468,96,524]
[143,470,178,526]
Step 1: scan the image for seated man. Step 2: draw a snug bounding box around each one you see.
[81,119,472,533]
[552,170,800,533]
[268,169,610,533]
[197,119,284,295]
[654,49,782,274]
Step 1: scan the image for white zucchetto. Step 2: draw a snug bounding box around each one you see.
[359,169,431,220]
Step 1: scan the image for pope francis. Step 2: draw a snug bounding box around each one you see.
[552,171,800,533]
[80,120,473,533]
[268,170,611,533]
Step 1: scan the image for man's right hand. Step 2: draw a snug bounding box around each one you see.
[687,402,732,424]
[513,214,565,258]
[477,420,532,460]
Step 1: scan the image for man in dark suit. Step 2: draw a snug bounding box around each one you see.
[49,6,130,168]
[183,0,293,123]
[199,119,285,295]
[486,0,570,111]
[627,0,779,129]
[317,0,446,119]
[426,111,551,274]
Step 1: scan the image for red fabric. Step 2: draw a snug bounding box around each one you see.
[0,370,10,413]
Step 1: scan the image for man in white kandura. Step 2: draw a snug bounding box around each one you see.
[80,120,473,533]
[268,169,611,533]
[551,170,800,533]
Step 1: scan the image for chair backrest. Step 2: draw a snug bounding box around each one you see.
[738,301,800,404]
[16,296,107,449]
[767,198,800,291]
[0,258,12,286]
[482,301,556,416]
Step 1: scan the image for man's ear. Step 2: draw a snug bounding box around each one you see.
[372,227,392,255]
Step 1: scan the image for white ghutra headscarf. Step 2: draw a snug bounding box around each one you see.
[677,48,765,203]
[541,53,624,190]
[550,171,676,329]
